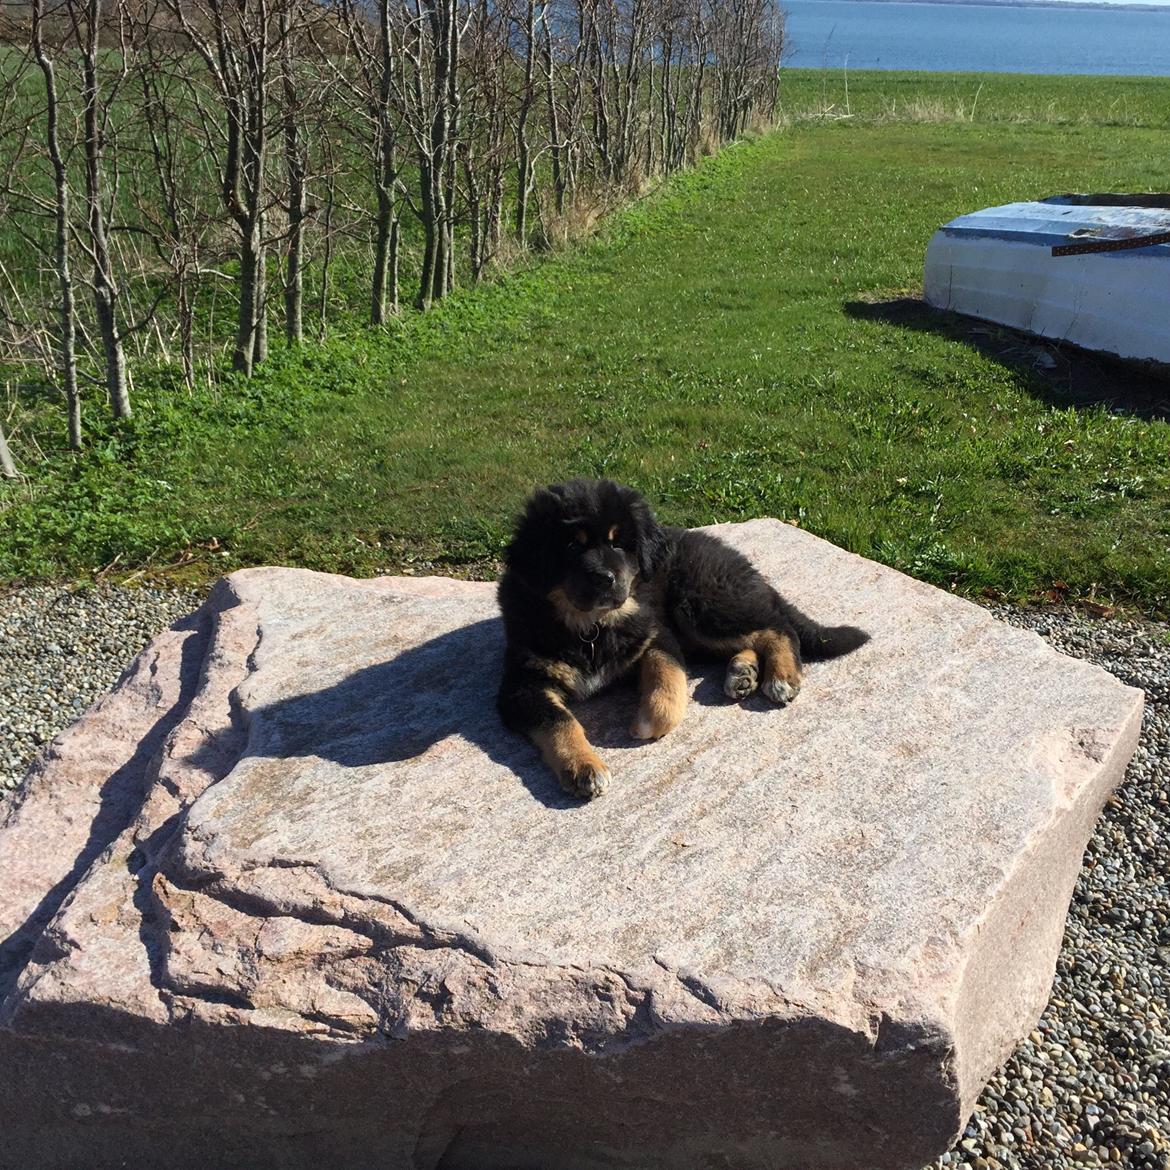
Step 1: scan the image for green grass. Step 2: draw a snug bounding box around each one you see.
[777,68,1170,127]
[3,70,1169,613]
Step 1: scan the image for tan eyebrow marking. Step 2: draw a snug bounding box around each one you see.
[575,529,589,545]
[607,525,619,542]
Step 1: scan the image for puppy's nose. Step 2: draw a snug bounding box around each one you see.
[589,568,617,589]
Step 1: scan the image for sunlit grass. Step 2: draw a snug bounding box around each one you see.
[2,70,1168,612]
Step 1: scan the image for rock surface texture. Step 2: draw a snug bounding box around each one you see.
[0,521,1144,1170]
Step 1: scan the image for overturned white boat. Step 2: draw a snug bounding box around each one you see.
[924,195,1170,366]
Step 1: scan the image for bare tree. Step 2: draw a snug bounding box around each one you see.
[0,0,786,422]
[539,0,570,216]
[512,0,537,241]
[315,131,338,338]
[278,0,307,344]
[29,0,82,447]
[459,0,508,279]
[371,0,403,320]
[124,0,220,390]
[168,0,275,376]
[712,0,782,141]
[66,0,132,418]
[337,0,405,323]
[400,0,463,309]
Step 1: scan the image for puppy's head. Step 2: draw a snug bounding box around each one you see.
[505,479,667,617]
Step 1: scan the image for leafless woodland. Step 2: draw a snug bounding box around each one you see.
[0,0,783,445]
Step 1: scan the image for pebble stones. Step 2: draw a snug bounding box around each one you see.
[0,584,201,793]
[1,584,1168,1170]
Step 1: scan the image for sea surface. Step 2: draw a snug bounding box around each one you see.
[782,0,1170,73]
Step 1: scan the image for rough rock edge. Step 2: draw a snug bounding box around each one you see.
[0,588,215,1005]
[949,693,1143,1114]
[151,849,909,1057]
[0,574,258,1021]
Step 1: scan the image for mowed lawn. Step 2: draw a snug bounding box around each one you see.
[3,71,1169,611]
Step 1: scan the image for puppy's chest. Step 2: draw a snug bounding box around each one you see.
[571,656,629,699]
[568,631,650,698]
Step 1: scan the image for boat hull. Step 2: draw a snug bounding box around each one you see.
[923,196,1170,366]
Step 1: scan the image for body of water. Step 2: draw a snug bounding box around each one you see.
[783,0,1170,74]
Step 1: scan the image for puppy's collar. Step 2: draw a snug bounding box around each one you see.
[579,622,600,663]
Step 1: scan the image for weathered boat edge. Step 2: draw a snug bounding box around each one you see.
[923,195,1170,367]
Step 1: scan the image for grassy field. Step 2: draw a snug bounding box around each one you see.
[2,70,1169,613]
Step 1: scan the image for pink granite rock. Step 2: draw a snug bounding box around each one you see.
[0,521,1144,1170]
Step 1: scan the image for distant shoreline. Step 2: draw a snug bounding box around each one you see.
[802,0,1170,13]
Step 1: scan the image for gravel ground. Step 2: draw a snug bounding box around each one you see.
[1,584,1167,1169]
[0,584,203,791]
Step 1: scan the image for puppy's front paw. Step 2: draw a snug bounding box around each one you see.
[724,658,759,700]
[559,756,611,799]
[630,704,683,741]
[762,677,800,705]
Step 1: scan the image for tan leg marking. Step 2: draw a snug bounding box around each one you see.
[692,629,801,705]
[631,648,688,740]
[724,648,760,700]
[756,629,802,705]
[529,690,610,798]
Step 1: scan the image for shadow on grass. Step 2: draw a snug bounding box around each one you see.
[846,297,1170,422]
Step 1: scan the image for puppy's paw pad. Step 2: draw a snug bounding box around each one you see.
[762,678,800,705]
[724,662,758,700]
[561,761,611,799]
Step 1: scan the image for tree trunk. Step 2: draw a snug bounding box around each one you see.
[318,149,336,340]
[178,275,195,392]
[370,0,400,324]
[542,9,565,216]
[467,173,483,281]
[80,0,131,419]
[31,0,82,449]
[416,152,437,311]
[283,189,303,345]
[514,0,536,242]
[253,225,268,366]
[234,232,259,376]
[281,6,305,345]
[372,190,395,324]
[0,422,17,479]
[441,0,460,297]
[389,218,399,311]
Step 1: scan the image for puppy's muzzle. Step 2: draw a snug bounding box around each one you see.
[574,569,627,612]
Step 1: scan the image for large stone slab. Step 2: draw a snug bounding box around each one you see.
[0,521,1144,1170]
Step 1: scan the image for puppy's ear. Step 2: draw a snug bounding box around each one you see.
[631,497,669,581]
[504,484,568,592]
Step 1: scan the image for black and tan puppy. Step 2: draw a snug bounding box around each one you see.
[496,479,869,798]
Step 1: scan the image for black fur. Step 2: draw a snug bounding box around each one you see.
[496,478,869,797]
[662,528,871,662]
